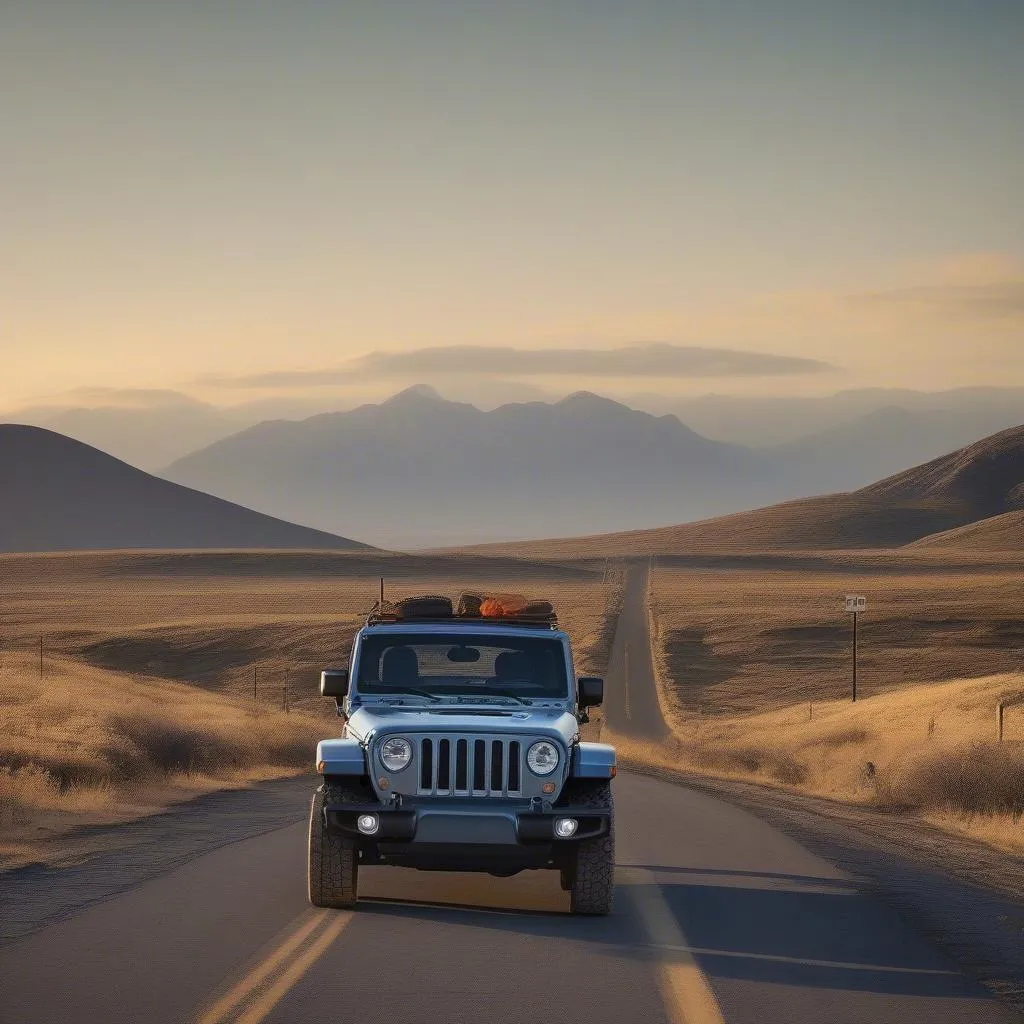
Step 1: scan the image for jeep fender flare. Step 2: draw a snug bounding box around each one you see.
[316,738,367,777]
[570,741,616,780]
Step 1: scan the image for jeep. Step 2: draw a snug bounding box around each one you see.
[308,595,616,915]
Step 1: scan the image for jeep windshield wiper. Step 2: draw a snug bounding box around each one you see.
[372,687,442,703]
[455,692,530,705]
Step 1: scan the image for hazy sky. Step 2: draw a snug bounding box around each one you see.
[2,1,1022,410]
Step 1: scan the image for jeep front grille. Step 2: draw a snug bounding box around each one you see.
[417,736,523,797]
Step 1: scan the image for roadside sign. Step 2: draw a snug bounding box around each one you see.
[843,595,866,701]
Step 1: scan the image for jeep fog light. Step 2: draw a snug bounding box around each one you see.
[357,814,380,835]
[554,817,578,838]
[527,741,559,776]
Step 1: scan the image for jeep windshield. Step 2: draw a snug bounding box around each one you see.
[355,633,569,701]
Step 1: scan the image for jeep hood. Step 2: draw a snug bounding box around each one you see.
[346,704,579,748]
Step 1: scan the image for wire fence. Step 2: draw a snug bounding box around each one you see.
[0,632,337,718]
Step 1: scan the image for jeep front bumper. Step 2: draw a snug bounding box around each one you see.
[324,802,610,846]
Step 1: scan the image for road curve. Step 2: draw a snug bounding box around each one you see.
[0,575,1018,1024]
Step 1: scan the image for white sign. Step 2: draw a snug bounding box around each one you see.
[845,595,867,613]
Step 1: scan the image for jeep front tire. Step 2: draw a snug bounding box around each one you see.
[308,783,360,909]
[564,780,615,915]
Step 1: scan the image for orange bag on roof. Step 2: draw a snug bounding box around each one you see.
[480,593,528,617]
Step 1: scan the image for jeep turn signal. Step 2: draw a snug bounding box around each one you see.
[610,765,617,778]
[317,760,325,774]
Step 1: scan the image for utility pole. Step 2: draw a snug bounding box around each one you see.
[253,664,257,703]
[853,608,858,702]
[39,635,43,680]
[844,595,866,702]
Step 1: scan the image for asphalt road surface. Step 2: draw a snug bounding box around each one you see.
[603,559,670,739]
[1,566,1018,1024]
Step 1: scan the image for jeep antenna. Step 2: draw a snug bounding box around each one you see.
[379,576,385,608]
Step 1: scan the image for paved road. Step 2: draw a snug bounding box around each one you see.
[603,559,669,739]
[1,573,1018,1024]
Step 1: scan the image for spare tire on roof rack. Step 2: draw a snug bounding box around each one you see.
[518,600,555,620]
[456,592,484,617]
[394,595,453,620]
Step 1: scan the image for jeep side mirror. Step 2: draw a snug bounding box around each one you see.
[577,676,604,708]
[320,668,349,699]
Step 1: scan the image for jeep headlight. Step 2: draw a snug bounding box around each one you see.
[380,736,413,773]
[526,740,559,776]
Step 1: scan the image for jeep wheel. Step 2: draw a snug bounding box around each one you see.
[564,780,615,915]
[307,783,360,909]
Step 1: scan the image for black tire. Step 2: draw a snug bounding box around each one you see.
[307,782,361,909]
[563,780,615,915]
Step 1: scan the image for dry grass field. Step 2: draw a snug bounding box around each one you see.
[648,550,1024,714]
[0,550,621,866]
[641,551,1024,854]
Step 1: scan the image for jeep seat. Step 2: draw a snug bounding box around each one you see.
[381,646,419,685]
[492,650,532,682]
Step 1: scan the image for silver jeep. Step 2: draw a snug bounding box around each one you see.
[308,601,616,915]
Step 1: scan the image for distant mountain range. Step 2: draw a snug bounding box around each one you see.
[162,387,804,547]
[6,384,1024,485]
[637,386,1024,448]
[2,409,1021,556]
[464,425,1024,558]
[4,385,1023,552]
[0,426,368,553]
[159,386,1024,548]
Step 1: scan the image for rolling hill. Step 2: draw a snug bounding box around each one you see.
[908,510,1023,552]
[457,424,1024,558]
[0,425,370,553]
[769,404,1024,494]
[164,387,793,548]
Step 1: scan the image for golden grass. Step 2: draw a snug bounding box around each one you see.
[611,684,1024,857]
[0,552,613,697]
[649,554,1024,714]
[0,652,332,865]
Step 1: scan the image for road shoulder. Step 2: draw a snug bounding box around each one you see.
[619,758,1024,1014]
[0,773,315,943]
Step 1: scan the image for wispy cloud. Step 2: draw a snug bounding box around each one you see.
[8,387,210,413]
[60,387,210,408]
[198,343,836,389]
[856,280,1024,317]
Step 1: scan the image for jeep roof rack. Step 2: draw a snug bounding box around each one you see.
[364,595,558,629]
[365,614,559,629]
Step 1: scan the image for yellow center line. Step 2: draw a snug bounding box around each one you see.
[197,910,339,1024]
[623,867,726,1024]
[234,912,351,1024]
